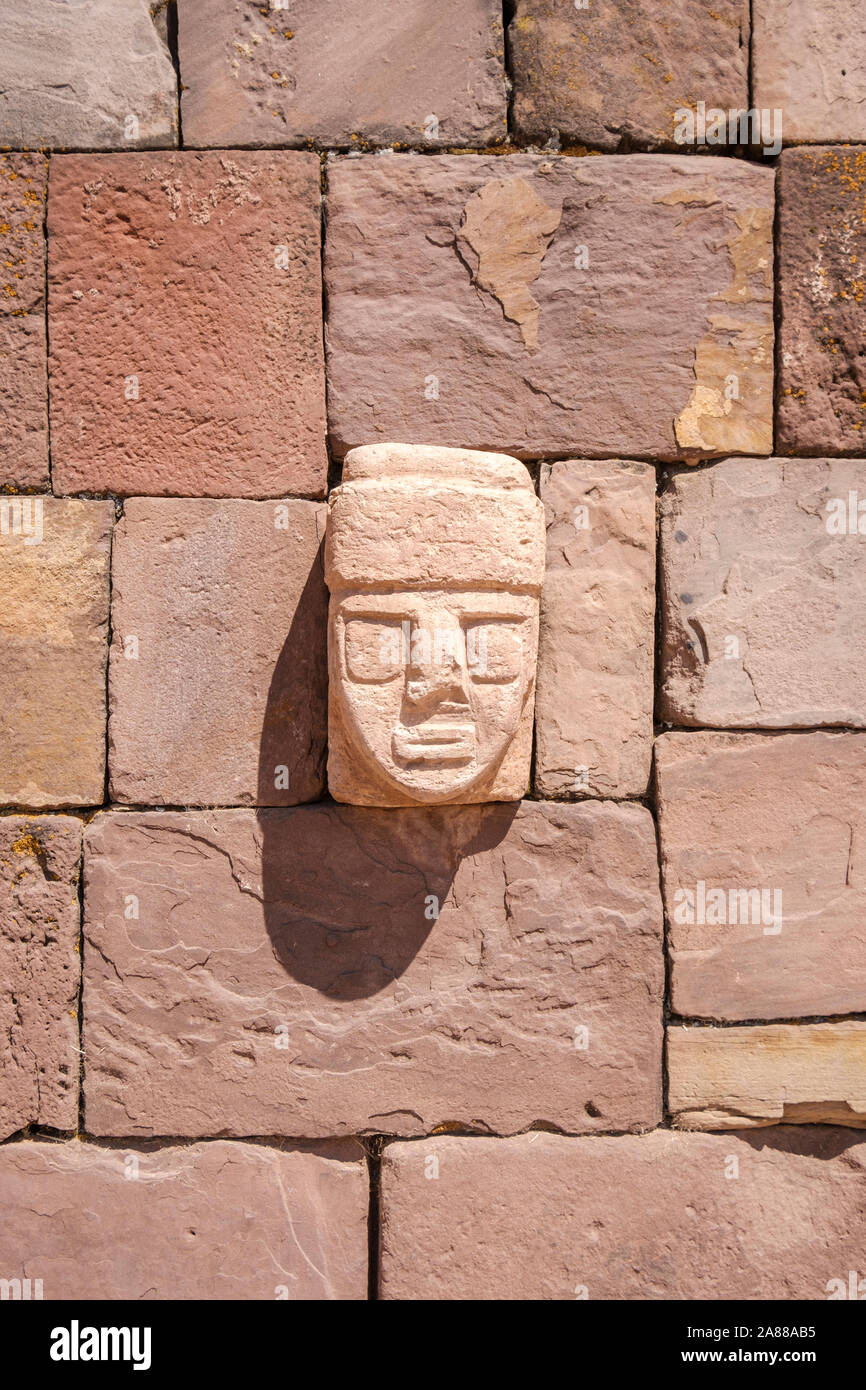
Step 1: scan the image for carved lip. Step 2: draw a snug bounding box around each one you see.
[393,722,474,763]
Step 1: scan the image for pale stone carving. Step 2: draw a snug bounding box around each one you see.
[324,444,545,806]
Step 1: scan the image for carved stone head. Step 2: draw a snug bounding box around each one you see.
[324,444,545,806]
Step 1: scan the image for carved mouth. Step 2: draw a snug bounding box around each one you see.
[392,722,475,764]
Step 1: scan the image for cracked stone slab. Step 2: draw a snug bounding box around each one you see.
[177,0,506,149]
[0,499,113,808]
[324,153,774,460]
[0,816,81,1140]
[777,148,866,455]
[535,459,655,800]
[0,154,48,487]
[48,151,327,497]
[509,0,749,152]
[660,458,866,726]
[0,1138,367,1299]
[754,0,866,143]
[109,498,327,807]
[669,1022,866,1130]
[0,0,177,150]
[656,731,866,1021]
[380,1127,866,1299]
[82,800,664,1138]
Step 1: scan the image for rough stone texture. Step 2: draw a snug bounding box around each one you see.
[656,731,866,1021]
[660,458,866,726]
[326,445,545,807]
[177,0,506,150]
[325,154,774,460]
[380,1127,866,1300]
[754,0,866,144]
[0,154,48,488]
[669,1023,866,1130]
[109,499,327,807]
[509,0,749,152]
[0,0,177,151]
[48,151,327,498]
[0,499,113,808]
[777,148,866,455]
[0,1139,367,1299]
[0,816,81,1140]
[535,459,655,800]
[82,800,663,1138]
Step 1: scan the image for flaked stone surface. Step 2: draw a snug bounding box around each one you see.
[660,459,866,726]
[777,148,866,455]
[535,460,655,799]
[0,816,81,1140]
[509,0,748,152]
[325,154,774,460]
[754,0,866,143]
[177,0,506,149]
[0,499,113,808]
[0,1139,367,1299]
[326,445,544,807]
[380,1127,866,1299]
[49,151,327,498]
[0,0,177,150]
[0,155,47,487]
[669,1023,866,1129]
[83,800,663,1138]
[109,499,327,807]
[656,731,866,1021]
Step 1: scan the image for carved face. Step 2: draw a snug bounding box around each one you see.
[332,588,539,802]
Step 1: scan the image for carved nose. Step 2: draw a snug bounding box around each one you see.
[404,629,470,708]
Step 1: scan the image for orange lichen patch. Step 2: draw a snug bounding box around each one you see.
[12,831,43,858]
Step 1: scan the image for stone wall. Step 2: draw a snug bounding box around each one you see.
[1,0,865,1301]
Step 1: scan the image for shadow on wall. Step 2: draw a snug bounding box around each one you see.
[254,542,519,1000]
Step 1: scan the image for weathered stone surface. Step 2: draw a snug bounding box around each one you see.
[109,498,327,807]
[535,459,655,799]
[777,148,866,455]
[178,0,506,150]
[0,1139,367,1299]
[380,1127,866,1299]
[49,151,326,497]
[660,458,866,726]
[0,499,113,808]
[656,731,866,1021]
[509,0,748,152]
[0,154,47,487]
[754,0,866,144]
[325,154,774,460]
[83,800,663,1138]
[0,816,81,1139]
[669,1023,866,1129]
[0,0,177,150]
[326,445,545,807]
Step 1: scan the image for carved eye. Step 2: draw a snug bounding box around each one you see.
[343,618,405,683]
[464,620,524,683]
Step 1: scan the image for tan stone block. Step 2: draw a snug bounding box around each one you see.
[669,1022,866,1129]
[754,0,866,143]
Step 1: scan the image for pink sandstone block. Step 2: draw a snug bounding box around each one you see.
[380,1128,866,1299]
[0,154,47,487]
[754,0,866,144]
[656,731,866,1021]
[660,458,866,726]
[177,0,507,150]
[0,1138,367,1299]
[324,153,774,461]
[509,0,749,152]
[82,800,664,1138]
[108,498,327,807]
[0,816,81,1139]
[48,151,327,497]
[535,459,655,799]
